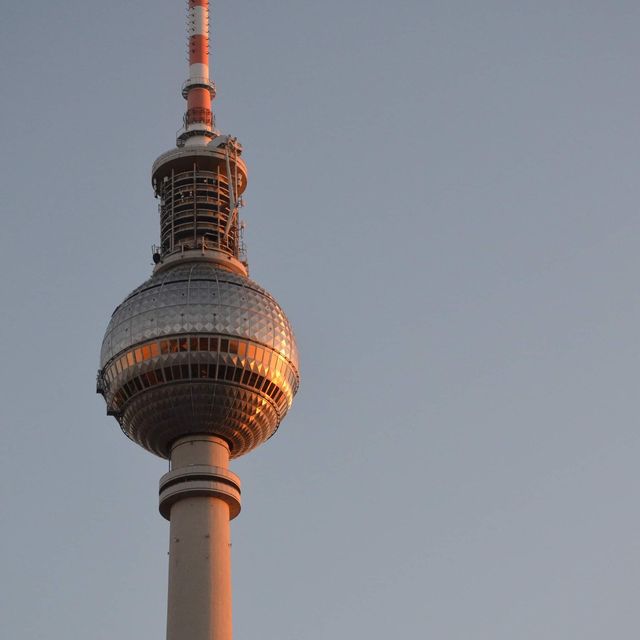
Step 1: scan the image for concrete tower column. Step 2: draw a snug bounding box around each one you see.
[159,436,242,640]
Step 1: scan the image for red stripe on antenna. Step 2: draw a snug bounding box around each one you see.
[189,35,208,65]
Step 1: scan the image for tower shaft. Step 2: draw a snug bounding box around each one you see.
[161,436,241,640]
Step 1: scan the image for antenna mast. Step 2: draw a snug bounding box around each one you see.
[150,0,249,273]
[180,0,217,145]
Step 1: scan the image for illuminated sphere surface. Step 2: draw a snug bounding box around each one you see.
[98,262,299,459]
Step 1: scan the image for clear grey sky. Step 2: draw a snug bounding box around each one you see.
[1,1,639,638]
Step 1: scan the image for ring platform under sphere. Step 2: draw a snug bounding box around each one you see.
[98,263,299,459]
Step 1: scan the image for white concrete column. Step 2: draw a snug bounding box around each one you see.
[161,436,241,640]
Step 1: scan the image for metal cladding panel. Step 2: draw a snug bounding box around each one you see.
[122,383,280,458]
[99,263,299,459]
[101,264,298,368]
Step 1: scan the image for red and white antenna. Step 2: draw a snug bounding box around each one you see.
[179,0,217,146]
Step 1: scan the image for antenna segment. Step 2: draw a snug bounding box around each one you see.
[180,0,217,145]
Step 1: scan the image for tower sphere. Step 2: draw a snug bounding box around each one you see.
[98,262,299,459]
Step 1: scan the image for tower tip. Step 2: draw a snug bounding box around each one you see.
[179,0,216,146]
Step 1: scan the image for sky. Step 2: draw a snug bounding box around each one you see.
[1,1,640,638]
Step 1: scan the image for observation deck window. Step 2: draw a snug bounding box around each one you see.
[105,333,298,412]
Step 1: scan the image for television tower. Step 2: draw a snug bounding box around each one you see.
[96,3,300,639]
